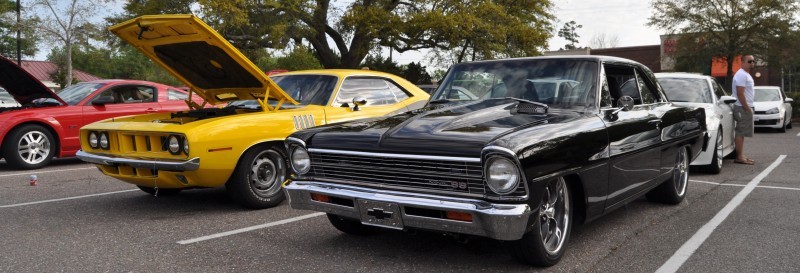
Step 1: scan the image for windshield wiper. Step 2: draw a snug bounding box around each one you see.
[428,99,452,104]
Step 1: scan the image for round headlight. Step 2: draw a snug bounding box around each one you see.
[99,132,109,149]
[290,146,311,174]
[88,132,98,148]
[485,157,520,195]
[183,139,189,155]
[168,135,181,154]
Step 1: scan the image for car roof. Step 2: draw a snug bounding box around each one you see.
[654,72,711,79]
[454,55,640,65]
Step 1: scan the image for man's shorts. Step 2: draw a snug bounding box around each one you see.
[734,105,754,137]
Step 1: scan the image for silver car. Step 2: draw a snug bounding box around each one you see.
[656,73,736,173]
[753,86,793,132]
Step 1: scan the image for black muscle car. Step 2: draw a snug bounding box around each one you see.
[283,56,707,266]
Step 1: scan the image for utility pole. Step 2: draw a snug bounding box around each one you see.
[16,0,21,65]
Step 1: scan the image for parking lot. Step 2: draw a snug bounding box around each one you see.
[1,127,798,272]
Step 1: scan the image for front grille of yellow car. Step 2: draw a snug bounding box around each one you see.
[97,164,157,178]
[293,114,316,130]
[307,150,525,199]
[115,132,177,156]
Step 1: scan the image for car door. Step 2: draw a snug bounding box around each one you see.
[711,80,734,151]
[602,64,665,209]
[323,76,415,124]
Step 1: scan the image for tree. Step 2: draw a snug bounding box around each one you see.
[402,62,432,84]
[589,33,619,49]
[648,0,799,90]
[117,0,554,69]
[30,0,99,87]
[0,0,38,59]
[557,20,582,50]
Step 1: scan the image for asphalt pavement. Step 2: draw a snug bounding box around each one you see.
[1,126,798,272]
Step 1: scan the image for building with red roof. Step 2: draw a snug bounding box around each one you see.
[18,60,103,91]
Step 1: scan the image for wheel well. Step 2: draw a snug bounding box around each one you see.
[563,174,586,225]
[3,122,61,157]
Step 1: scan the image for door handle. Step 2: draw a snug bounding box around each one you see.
[145,108,157,113]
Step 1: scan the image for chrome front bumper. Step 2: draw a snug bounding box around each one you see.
[76,150,200,172]
[285,181,533,241]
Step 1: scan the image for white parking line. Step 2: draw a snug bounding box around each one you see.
[796,131,800,137]
[0,167,96,178]
[177,212,326,245]
[690,180,800,191]
[0,189,139,208]
[656,155,786,273]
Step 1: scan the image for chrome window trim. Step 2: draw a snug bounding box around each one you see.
[308,148,480,163]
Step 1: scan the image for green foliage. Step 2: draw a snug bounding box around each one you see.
[402,62,433,85]
[361,55,403,76]
[648,0,799,90]
[557,20,582,50]
[274,45,323,71]
[0,0,39,58]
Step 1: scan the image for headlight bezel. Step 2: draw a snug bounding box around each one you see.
[88,131,99,149]
[289,145,311,175]
[484,155,522,195]
[167,135,182,155]
[99,132,110,150]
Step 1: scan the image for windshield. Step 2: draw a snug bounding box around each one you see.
[0,88,15,102]
[657,77,712,103]
[57,82,105,105]
[431,59,598,108]
[271,74,338,105]
[754,88,782,102]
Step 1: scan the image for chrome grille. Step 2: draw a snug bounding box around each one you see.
[309,149,487,196]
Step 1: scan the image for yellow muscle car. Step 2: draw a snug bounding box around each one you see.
[76,15,429,209]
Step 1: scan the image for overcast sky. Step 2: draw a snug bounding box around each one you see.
[33,0,665,68]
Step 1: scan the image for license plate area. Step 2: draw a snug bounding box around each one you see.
[357,199,403,230]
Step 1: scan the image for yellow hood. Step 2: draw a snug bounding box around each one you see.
[109,14,297,106]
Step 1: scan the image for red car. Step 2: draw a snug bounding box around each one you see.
[0,56,196,169]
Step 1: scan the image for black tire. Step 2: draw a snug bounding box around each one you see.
[1,124,55,170]
[646,147,689,204]
[226,145,287,209]
[787,121,793,129]
[137,186,182,196]
[511,177,572,267]
[327,214,379,235]
[778,121,787,133]
[702,128,723,174]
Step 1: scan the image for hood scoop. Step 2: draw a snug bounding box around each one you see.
[513,100,549,115]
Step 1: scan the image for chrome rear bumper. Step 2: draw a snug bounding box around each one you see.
[76,150,200,172]
[285,181,533,241]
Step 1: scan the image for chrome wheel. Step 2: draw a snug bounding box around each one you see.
[673,148,689,197]
[17,130,51,165]
[540,177,570,255]
[714,131,723,169]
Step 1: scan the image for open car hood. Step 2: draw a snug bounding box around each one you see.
[0,56,65,105]
[109,14,297,105]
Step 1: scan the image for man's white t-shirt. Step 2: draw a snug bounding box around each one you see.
[732,68,754,107]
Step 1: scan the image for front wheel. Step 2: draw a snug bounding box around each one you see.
[646,147,689,204]
[702,129,723,174]
[226,146,287,209]
[511,177,572,267]
[1,124,55,169]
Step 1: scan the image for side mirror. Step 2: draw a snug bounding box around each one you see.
[617,96,635,111]
[720,95,737,104]
[92,96,115,106]
[351,97,367,111]
[785,98,794,103]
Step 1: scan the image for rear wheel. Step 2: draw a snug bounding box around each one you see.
[327,214,379,235]
[511,177,572,267]
[226,145,287,209]
[1,124,55,170]
[137,186,182,196]
[702,129,723,174]
[646,147,688,204]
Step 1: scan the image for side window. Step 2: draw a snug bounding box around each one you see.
[604,64,638,105]
[635,70,657,104]
[168,89,189,101]
[334,77,411,106]
[712,80,728,99]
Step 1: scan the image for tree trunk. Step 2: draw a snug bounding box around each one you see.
[65,40,73,88]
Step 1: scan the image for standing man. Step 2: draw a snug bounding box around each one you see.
[732,54,756,165]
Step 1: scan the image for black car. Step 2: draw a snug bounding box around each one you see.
[283,56,707,266]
